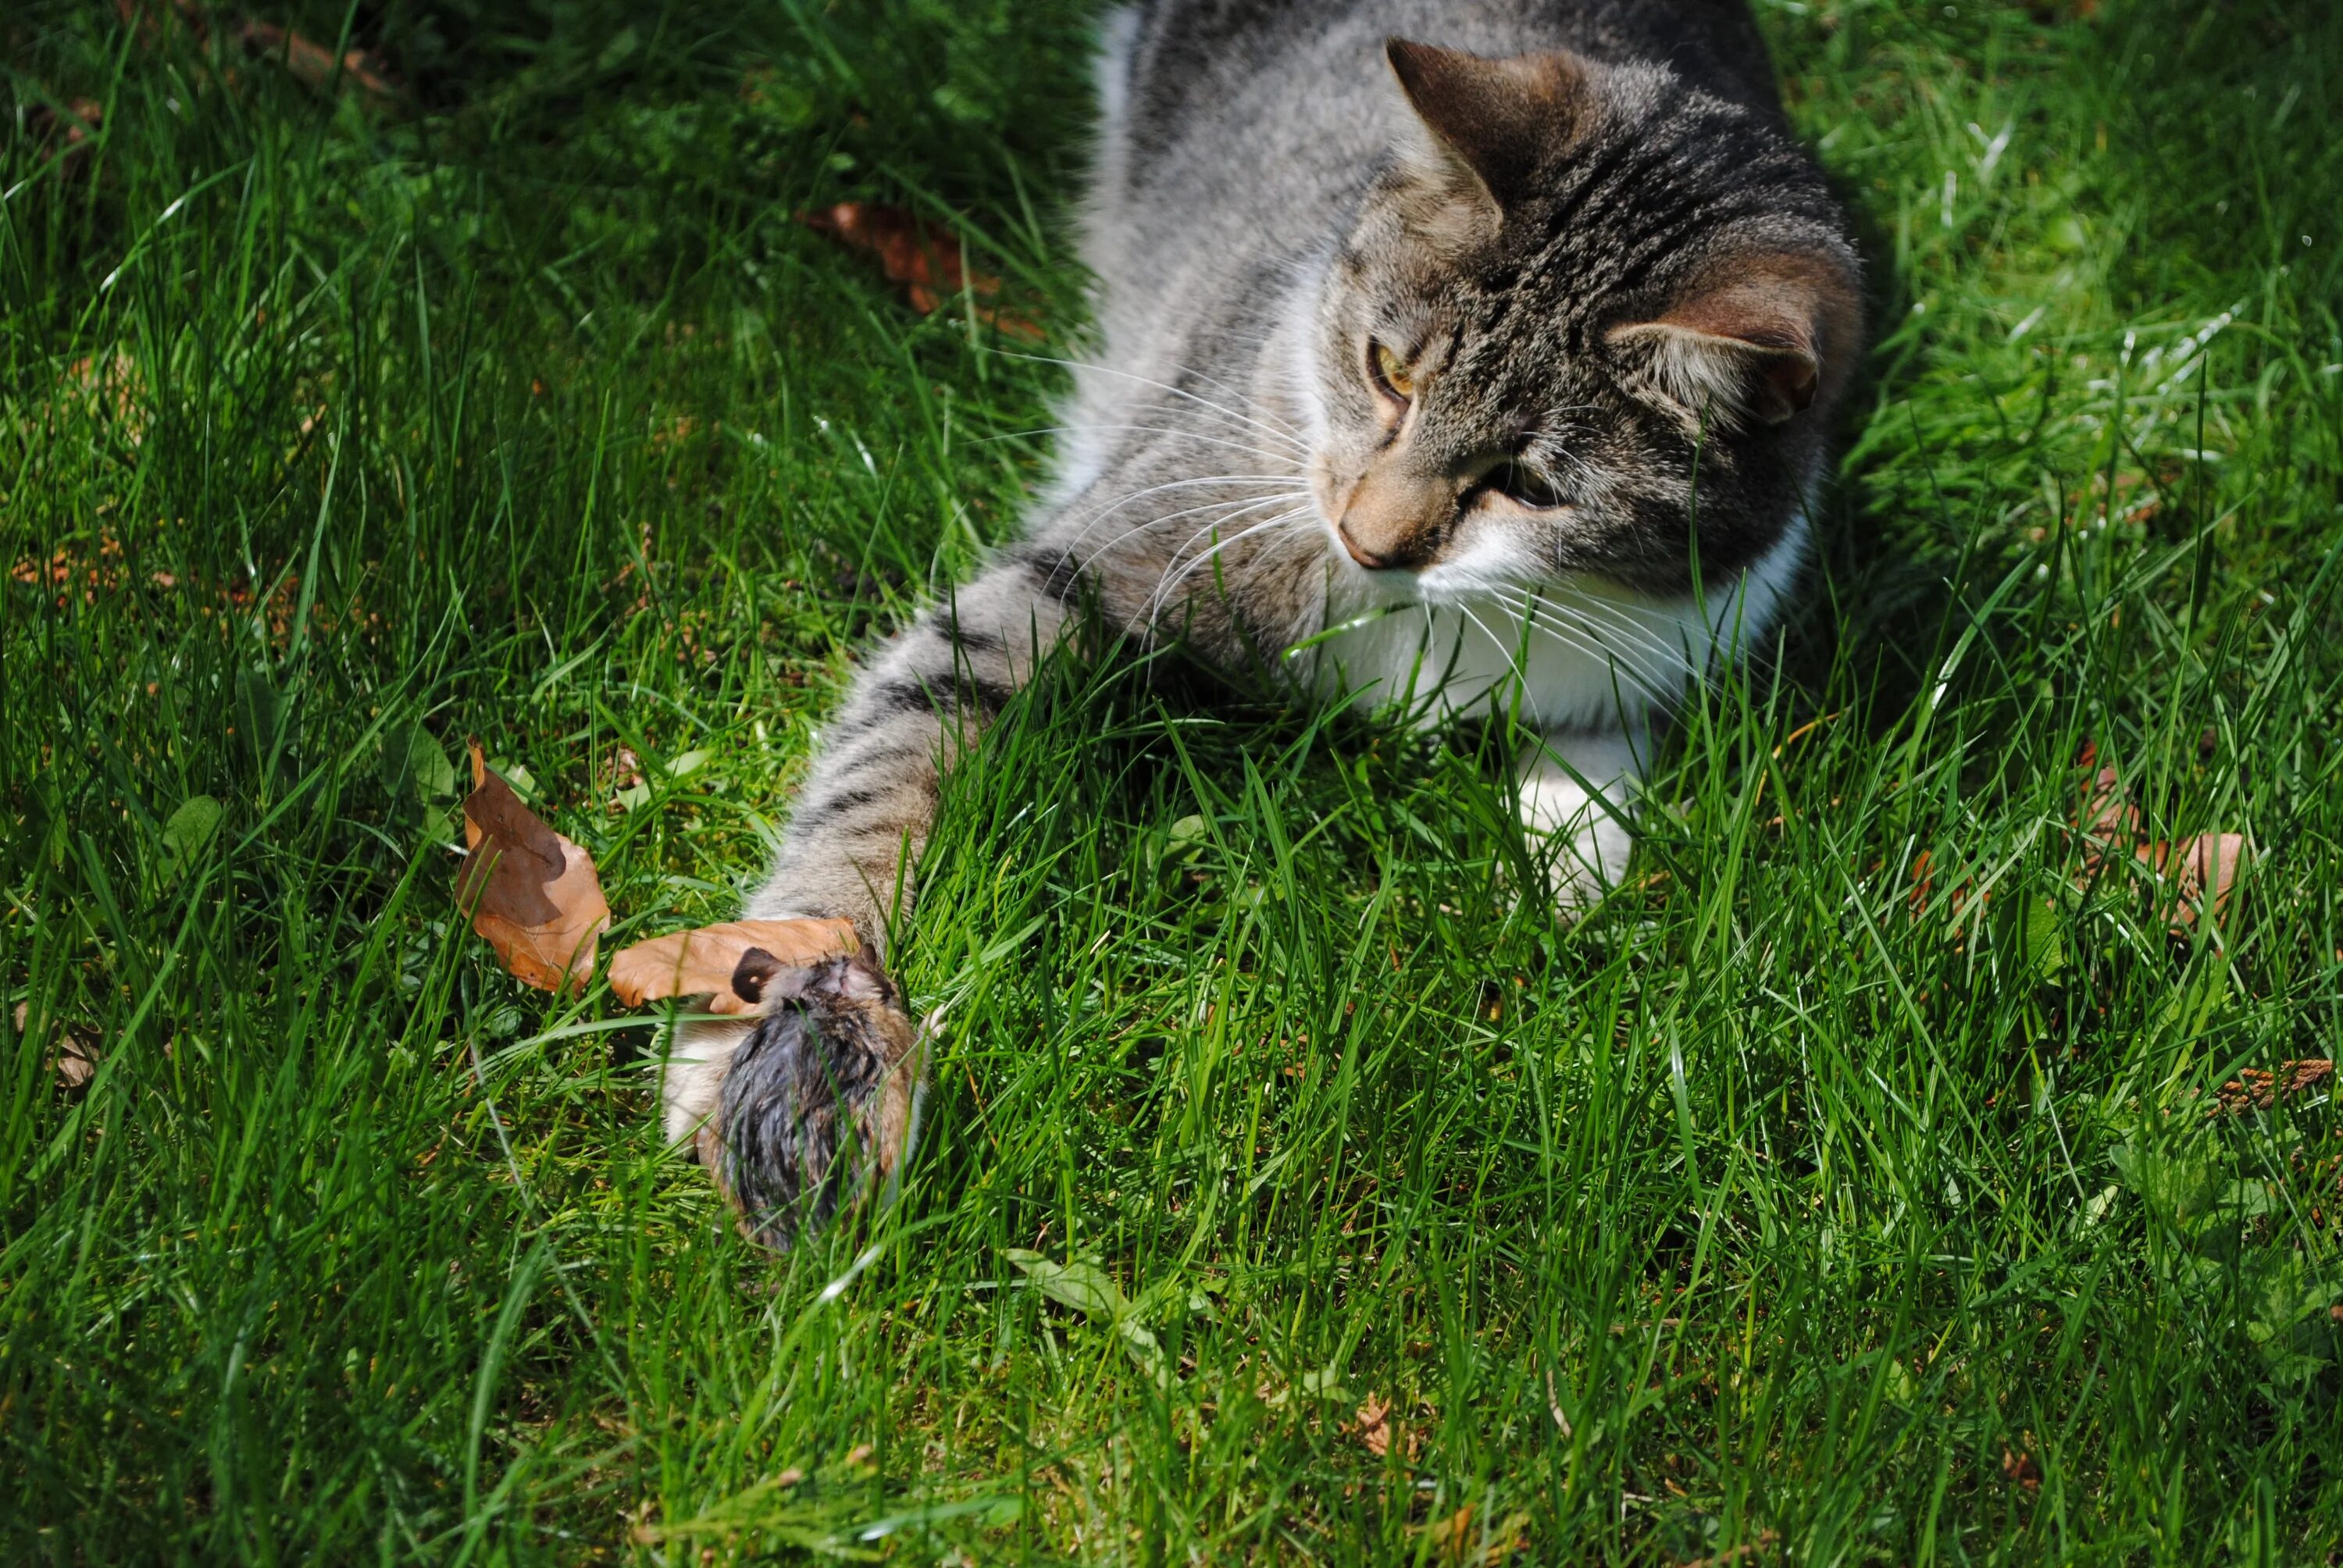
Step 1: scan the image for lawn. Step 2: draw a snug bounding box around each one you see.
[5,0,2341,1560]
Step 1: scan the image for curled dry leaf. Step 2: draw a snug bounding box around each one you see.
[608,918,860,1016]
[457,742,610,995]
[235,20,398,104]
[798,203,1042,340]
[1346,1394,1426,1462]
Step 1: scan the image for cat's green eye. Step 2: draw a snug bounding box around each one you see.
[1369,340,1415,403]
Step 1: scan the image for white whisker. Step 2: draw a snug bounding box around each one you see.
[1147,508,1315,622]
[1060,476,1314,565]
[999,351,1312,451]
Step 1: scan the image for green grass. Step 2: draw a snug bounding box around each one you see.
[5,0,2341,1559]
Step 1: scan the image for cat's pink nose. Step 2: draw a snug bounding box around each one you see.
[1336,523,1394,570]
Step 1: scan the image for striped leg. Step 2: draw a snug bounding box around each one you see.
[660,560,1070,1243]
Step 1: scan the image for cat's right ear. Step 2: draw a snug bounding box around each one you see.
[1385,38,1592,216]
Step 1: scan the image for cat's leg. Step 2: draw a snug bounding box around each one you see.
[1517,722,1645,911]
[662,558,1069,1244]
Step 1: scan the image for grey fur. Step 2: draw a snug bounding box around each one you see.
[664,0,1863,1244]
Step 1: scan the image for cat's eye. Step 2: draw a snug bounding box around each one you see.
[1482,461,1567,510]
[1368,339,1415,404]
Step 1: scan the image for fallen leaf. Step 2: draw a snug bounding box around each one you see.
[457,741,610,994]
[2070,747,2248,935]
[799,203,1041,340]
[2001,1444,2041,1491]
[235,19,398,104]
[15,1001,99,1091]
[1345,1394,1424,1460]
[1428,1502,1475,1559]
[2213,1059,2334,1116]
[2134,832,2247,927]
[608,918,860,1014]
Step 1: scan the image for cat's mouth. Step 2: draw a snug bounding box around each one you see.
[1311,457,1561,608]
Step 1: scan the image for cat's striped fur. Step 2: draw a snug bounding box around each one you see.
[664,0,1862,1245]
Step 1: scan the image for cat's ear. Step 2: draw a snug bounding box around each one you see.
[1608,250,1861,429]
[1385,38,1592,213]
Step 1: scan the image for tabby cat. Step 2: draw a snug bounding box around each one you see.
[665,0,1862,1246]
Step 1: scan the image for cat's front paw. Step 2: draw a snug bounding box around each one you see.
[1517,729,1640,914]
[1518,768,1635,914]
[669,951,926,1249]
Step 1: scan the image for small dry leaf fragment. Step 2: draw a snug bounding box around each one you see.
[1350,1395,1393,1458]
[2001,1444,2042,1491]
[2213,1059,2334,1116]
[457,742,610,994]
[798,203,1042,340]
[15,1001,99,1090]
[608,918,860,1014]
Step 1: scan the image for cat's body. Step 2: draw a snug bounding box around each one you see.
[665,0,1862,1245]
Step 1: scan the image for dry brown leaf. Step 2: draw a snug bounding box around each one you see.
[2070,746,2248,935]
[608,918,860,1015]
[14,1001,99,1090]
[457,742,610,995]
[2001,1444,2042,1491]
[236,20,398,104]
[798,203,1042,340]
[2134,832,2247,926]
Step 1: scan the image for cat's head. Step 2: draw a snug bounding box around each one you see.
[1302,40,1861,603]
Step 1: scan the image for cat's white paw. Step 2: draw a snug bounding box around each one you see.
[1518,727,1642,914]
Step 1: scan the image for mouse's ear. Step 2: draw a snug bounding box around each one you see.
[1385,38,1594,213]
[1607,248,1861,431]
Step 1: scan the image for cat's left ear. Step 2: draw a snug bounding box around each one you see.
[1385,38,1594,213]
[1608,248,1862,430]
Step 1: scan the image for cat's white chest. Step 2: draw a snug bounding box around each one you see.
[1300,526,1806,732]
[1303,585,1687,731]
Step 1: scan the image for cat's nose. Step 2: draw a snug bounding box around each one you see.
[1339,469,1449,570]
[1336,522,1406,571]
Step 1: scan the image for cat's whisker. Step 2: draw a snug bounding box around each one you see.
[1147,508,1318,622]
[1104,490,1318,576]
[979,423,1310,465]
[1486,590,1677,707]
[1060,476,1315,565]
[1071,490,1318,577]
[1538,593,1700,687]
[1518,601,1682,701]
[1157,507,1317,594]
[995,351,1313,454]
[1489,583,1685,687]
